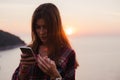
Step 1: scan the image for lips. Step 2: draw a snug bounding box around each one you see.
[41,37,46,40]
[40,36,47,41]
[40,35,46,39]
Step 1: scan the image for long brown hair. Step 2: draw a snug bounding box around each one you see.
[30,3,71,54]
[29,3,79,68]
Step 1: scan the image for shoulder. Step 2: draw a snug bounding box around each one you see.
[57,46,76,68]
[61,46,75,57]
[58,46,76,63]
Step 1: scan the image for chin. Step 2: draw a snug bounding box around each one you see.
[41,40,47,44]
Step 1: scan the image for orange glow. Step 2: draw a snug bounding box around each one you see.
[64,25,75,36]
[66,28,73,35]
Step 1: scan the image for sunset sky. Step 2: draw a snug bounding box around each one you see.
[0,0,120,37]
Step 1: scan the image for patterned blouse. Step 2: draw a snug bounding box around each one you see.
[12,47,76,80]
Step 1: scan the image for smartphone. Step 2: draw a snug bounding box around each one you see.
[20,46,37,59]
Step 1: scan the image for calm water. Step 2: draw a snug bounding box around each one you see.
[0,36,120,80]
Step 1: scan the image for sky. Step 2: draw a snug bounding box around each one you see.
[0,0,120,37]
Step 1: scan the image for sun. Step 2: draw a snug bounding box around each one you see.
[64,26,74,36]
[66,28,73,35]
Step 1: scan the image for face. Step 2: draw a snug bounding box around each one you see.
[35,19,47,44]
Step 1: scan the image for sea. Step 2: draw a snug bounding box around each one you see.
[0,35,120,80]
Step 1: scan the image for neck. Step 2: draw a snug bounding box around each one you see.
[42,42,47,46]
[39,44,48,57]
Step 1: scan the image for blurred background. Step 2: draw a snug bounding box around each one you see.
[0,0,120,80]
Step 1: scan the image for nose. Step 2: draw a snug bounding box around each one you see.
[39,27,46,35]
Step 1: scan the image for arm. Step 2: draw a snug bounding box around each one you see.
[12,53,36,80]
[12,65,20,80]
[12,64,31,80]
[63,50,76,80]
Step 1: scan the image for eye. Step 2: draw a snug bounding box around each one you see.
[43,25,47,29]
[35,25,41,29]
[35,25,47,30]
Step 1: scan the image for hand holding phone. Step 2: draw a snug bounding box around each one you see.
[20,46,37,59]
[20,46,37,65]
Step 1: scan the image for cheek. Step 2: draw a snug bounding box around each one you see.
[45,30,47,34]
[36,30,39,34]
[36,30,40,36]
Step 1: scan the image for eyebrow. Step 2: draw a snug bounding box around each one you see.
[35,25,47,29]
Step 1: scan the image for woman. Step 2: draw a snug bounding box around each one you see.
[12,3,78,80]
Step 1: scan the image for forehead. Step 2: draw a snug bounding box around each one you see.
[36,19,45,25]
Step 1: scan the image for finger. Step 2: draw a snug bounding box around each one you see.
[37,63,48,74]
[37,55,49,70]
[49,60,56,69]
[50,60,55,65]
[21,53,32,56]
[51,61,56,67]
[37,57,49,74]
[21,64,29,69]
[20,57,35,63]
[43,57,51,68]
[40,56,51,68]
[20,61,36,65]
[20,59,35,62]
[44,57,51,65]
[44,56,48,58]
[20,65,31,73]
[21,56,35,60]
[21,54,32,58]
[44,57,56,70]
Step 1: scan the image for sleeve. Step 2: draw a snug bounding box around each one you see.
[12,64,31,80]
[12,66,20,80]
[63,50,76,80]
